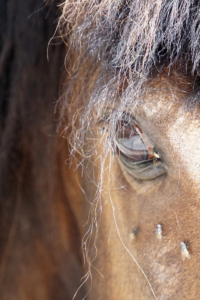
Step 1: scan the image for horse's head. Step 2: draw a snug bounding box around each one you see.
[60,1,200,299]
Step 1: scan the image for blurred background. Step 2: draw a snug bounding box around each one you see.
[0,1,86,299]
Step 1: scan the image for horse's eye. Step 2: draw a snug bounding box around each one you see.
[112,116,166,180]
[115,120,155,163]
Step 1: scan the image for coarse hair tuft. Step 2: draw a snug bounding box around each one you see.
[59,0,200,156]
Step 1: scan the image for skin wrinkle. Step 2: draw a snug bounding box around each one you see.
[84,73,200,300]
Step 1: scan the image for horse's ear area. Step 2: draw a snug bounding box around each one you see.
[0,1,86,299]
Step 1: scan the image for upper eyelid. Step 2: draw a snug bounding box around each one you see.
[98,109,138,127]
[96,111,144,147]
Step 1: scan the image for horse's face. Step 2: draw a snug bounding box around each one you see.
[61,1,200,298]
[87,72,200,300]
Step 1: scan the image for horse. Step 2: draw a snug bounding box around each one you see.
[1,0,200,299]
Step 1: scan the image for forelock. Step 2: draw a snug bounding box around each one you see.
[61,0,200,77]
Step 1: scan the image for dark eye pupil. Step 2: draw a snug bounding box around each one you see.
[115,121,154,163]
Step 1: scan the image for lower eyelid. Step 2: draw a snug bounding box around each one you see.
[118,156,167,180]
